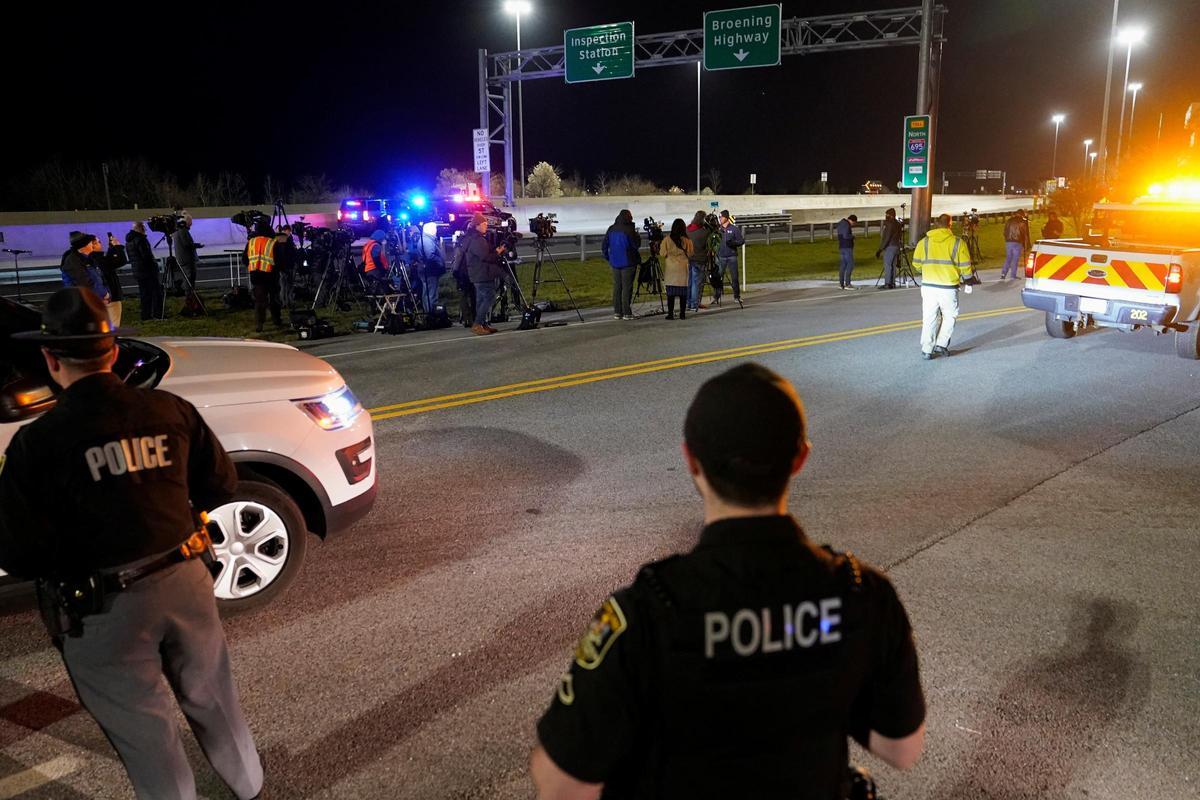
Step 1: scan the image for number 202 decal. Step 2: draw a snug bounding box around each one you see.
[1130,309,1149,321]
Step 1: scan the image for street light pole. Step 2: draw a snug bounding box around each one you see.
[1050,114,1065,178]
[1127,82,1143,154]
[1114,27,1145,174]
[1097,0,1120,183]
[696,62,701,196]
[1082,139,1093,176]
[504,1,531,198]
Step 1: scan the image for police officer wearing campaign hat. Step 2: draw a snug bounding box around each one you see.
[0,287,264,800]
[532,363,926,799]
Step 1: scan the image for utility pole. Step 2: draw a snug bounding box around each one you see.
[101,162,112,211]
[909,0,937,246]
[696,62,701,196]
[1097,0,1119,183]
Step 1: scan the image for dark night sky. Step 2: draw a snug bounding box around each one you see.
[7,0,1200,204]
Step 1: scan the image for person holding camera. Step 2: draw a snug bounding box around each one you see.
[171,214,201,289]
[60,232,113,320]
[531,363,926,799]
[602,209,642,320]
[95,233,129,326]
[1000,209,1030,280]
[686,211,710,312]
[462,212,507,336]
[660,218,693,320]
[716,210,745,304]
[126,221,162,320]
[246,222,283,332]
[0,288,265,800]
[875,208,904,290]
[836,214,859,289]
[361,229,392,295]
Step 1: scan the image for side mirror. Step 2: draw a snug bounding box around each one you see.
[0,378,57,423]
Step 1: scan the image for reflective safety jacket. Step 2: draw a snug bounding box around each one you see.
[912,228,973,289]
[362,240,388,274]
[246,236,276,272]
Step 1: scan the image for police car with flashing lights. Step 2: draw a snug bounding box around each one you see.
[0,296,378,611]
[1022,181,1200,359]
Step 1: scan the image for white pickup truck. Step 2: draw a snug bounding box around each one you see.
[1021,196,1200,359]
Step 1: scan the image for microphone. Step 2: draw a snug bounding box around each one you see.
[2,248,32,254]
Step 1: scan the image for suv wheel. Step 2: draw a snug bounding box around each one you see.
[1045,312,1076,339]
[1176,324,1200,360]
[207,479,308,612]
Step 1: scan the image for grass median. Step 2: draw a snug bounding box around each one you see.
[122,214,1057,341]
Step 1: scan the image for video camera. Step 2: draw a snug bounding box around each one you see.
[528,213,557,240]
[702,212,721,231]
[643,217,664,242]
[147,213,186,235]
[229,209,270,231]
[962,209,980,228]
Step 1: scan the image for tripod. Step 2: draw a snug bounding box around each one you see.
[156,233,206,318]
[529,236,584,323]
[312,246,367,312]
[2,249,31,301]
[632,247,666,316]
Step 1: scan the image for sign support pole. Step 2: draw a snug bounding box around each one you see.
[696,63,701,196]
[909,0,936,247]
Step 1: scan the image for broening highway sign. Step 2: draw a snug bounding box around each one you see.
[703,4,782,71]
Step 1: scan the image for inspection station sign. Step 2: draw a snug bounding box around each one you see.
[564,21,635,84]
[703,4,782,71]
[902,115,931,188]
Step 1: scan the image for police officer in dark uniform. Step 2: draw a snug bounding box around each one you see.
[532,364,926,799]
[0,288,264,800]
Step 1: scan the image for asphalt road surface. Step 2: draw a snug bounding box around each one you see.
[2,270,1197,799]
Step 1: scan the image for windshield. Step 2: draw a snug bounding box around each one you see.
[1087,209,1200,250]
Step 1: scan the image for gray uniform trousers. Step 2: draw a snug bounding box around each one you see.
[61,558,263,800]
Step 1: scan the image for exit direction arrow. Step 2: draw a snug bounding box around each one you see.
[564,21,635,84]
[704,4,782,72]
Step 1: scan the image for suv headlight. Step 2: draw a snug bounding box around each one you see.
[295,386,363,430]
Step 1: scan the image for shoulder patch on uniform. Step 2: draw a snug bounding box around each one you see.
[574,596,628,671]
[0,453,5,477]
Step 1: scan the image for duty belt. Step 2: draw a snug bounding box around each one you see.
[102,528,213,592]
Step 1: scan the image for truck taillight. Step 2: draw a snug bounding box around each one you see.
[1166,263,1183,294]
[1024,251,1037,279]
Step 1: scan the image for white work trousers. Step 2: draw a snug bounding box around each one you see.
[920,285,960,354]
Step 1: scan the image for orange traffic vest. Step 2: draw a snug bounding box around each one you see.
[246,236,276,272]
[362,240,388,273]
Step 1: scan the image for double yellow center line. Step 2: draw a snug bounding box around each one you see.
[368,306,1029,421]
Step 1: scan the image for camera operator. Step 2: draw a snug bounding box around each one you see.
[60,231,111,309]
[875,208,904,290]
[603,210,642,320]
[246,221,283,332]
[126,221,162,320]
[171,213,201,288]
[686,211,710,312]
[95,233,129,326]
[274,225,297,308]
[716,210,745,304]
[416,221,446,311]
[361,229,392,294]
[462,213,507,336]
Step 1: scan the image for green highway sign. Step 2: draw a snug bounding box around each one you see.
[902,115,931,188]
[703,4,782,71]
[564,22,635,84]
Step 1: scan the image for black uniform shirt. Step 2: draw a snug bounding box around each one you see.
[0,372,237,578]
[537,515,925,799]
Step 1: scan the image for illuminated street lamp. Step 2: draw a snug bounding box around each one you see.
[1082,138,1093,175]
[1050,113,1065,177]
[1127,82,1144,153]
[1089,151,1098,177]
[504,1,532,198]
[1114,26,1146,173]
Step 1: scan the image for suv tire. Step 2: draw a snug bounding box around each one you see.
[1175,324,1200,360]
[208,479,308,613]
[1045,312,1076,339]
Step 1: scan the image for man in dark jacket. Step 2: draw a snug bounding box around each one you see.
[835,215,859,289]
[603,210,642,320]
[875,208,904,289]
[463,212,507,335]
[126,221,162,320]
[1000,209,1031,280]
[686,211,710,312]
[171,215,200,289]
[1041,210,1064,240]
[716,210,745,304]
[416,221,446,312]
[60,231,110,302]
